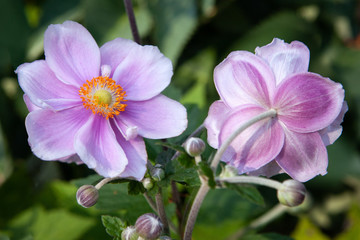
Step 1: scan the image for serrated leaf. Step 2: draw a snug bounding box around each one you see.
[128,180,146,195]
[198,162,216,188]
[167,158,200,187]
[225,183,265,206]
[101,215,126,239]
[148,0,197,64]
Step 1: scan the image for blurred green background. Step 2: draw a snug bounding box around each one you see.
[1,0,360,239]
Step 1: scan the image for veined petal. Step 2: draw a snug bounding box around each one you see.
[204,100,232,149]
[255,38,310,84]
[214,51,276,108]
[275,72,345,133]
[25,106,91,160]
[17,60,81,110]
[74,115,128,178]
[276,128,327,182]
[219,106,284,173]
[111,120,147,180]
[109,41,173,101]
[116,95,187,139]
[23,94,41,112]
[44,21,100,87]
[320,101,348,146]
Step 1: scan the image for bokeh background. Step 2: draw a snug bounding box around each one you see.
[1,0,360,239]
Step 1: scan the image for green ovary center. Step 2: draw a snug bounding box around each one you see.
[94,89,112,105]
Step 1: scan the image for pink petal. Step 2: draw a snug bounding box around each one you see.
[219,105,285,173]
[275,72,345,133]
[214,51,276,108]
[17,60,81,110]
[44,21,100,87]
[247,160,284,178]
[276,129,327,182]
[23,94,41,112]
[100,38,140,77]
[74,115,128,178]
[116,95,187,139]
[255,38,310,85]
[204,100,232,149]
[25,106,92,160]
[320,101,348,146]
[105,40,172,101]
[110,120,147,180]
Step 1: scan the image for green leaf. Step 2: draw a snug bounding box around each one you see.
[198,162,216,188]
[8,206,95,240]
[291,217,330,240]
[225,183,265,206]
[128,180,146,195]
[148,0,198,65]
[335,203,360,240]
[166,158,200,187]
[242,233,294,240]
[101,215,126,239]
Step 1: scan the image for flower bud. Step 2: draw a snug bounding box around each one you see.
[219,164,238,178]
[135,213,163,240]
[76,185,99,208]
[184,137,206,157]
[121,226,140,240]
[277,180,306,207]
[142,177,154,190]
[151,166,165,182]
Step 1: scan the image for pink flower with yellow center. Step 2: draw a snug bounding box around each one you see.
[16,21,187,180]
[205,38,346,182]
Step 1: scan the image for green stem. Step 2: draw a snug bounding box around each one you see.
[183,184,210,240]
[94,177,121,190]
[155,188,170,235]
[182,109,277,239]
[218,176,283,190]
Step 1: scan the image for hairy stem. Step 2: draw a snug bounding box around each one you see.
[156,188,170,235]
[182,109,277,239]
[210,108,277,171]
[123,0,141,44]
[183,184,210,240]
[218,176,283,190]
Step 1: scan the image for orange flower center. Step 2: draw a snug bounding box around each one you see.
[79,76,127,119]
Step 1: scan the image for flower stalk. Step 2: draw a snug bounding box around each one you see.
[183,109,277,240]
[123,0,141,44]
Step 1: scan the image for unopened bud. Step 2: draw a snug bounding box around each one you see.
[135,213,163,240]
[142,177,154,190]
[122,226,139,240]
[277,180,306,207]
[76,185,99,208]
[151,166,165,182]
[219,164,238,178]
[184,137,206,157]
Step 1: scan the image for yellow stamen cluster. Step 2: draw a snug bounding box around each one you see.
[79,76,127,119]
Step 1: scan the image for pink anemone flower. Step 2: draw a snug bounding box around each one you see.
[16,21,187,180]
[205,38,346,182]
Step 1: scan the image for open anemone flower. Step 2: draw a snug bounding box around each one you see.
[205,38,346,182]
[16,21,187,180]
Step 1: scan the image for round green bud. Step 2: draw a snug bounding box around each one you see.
[121,226,139,240]
[142,177,154,190]
[151,166,165,182]
[184,137,206,157]
[76,185,99,208]
[219,164,238,178]
[277,179,306,207]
